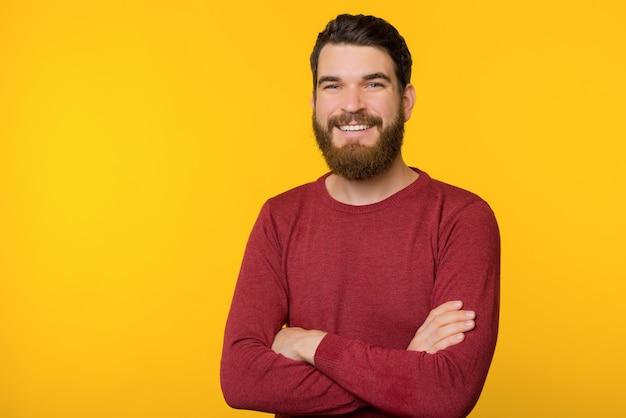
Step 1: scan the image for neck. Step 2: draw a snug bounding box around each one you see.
[325,155,419,206]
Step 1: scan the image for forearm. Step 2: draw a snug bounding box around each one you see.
[221,336,367,415]
[271,310,494,418]
[313,330,496,418]
[221,289,367,414]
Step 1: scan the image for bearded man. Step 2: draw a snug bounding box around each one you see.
[221,14,500,418]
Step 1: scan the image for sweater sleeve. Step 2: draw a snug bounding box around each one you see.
[313,200,500,418]
[220,202,367,415]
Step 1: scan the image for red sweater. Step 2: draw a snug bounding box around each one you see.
[221,169,500,418]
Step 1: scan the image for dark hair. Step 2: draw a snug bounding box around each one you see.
[310,14,412,94]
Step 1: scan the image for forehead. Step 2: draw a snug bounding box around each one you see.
[317,43,397,82]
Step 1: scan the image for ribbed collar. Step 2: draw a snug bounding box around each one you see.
[316,168,430,214]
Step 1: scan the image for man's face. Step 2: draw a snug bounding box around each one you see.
[312,43,415,180]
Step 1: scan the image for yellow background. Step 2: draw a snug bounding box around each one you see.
[1,0,625,417]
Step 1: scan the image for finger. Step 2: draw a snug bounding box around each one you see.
[427,332,466,354]
[430,300,464,317]
[418,306,475,334]
[438,318,476,339]
[427,319,475,350]
[431,315,476,339]
[417,301,464,332]
[414,315,475,351]
[408,314,476,352]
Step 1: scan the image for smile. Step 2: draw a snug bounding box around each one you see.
[338,125,371,132]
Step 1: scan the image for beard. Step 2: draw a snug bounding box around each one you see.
[313,105,405,181]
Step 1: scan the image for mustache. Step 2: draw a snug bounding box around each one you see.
[327,111,383,130]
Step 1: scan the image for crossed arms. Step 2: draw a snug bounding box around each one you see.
[221,196,500,417]
[272,300,477,364]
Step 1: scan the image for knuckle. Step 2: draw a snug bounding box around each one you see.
[432,316,444,325]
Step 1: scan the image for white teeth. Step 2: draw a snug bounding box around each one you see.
[339,125,370,131]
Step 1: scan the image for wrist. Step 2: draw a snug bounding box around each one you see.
[296,330,327,365]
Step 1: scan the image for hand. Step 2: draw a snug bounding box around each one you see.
[272,327,327,365]
[407,301,476,354]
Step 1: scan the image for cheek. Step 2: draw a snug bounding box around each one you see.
[314,95,342,116]
[384,98,405,123]
[314,103,332,120]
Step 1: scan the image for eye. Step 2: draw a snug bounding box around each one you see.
[367,82,384,88]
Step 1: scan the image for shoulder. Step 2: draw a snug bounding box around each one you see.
[266,175,325,210]
[417,171,497,225]
[257,174,328,225]
[422,173,483,205]
[414,173,500,258]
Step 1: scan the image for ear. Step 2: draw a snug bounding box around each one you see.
[310,93,315,110]
[402,83,416,121]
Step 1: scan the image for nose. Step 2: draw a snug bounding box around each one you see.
[340,86,365,113]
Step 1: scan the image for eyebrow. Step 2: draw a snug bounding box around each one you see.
[317,72,393,87]
[363,72,392,83]
[317,76,340,86]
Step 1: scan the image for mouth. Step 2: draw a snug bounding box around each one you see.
[337,124,371,132]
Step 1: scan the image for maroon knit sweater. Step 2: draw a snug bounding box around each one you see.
[221,169,500,418]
